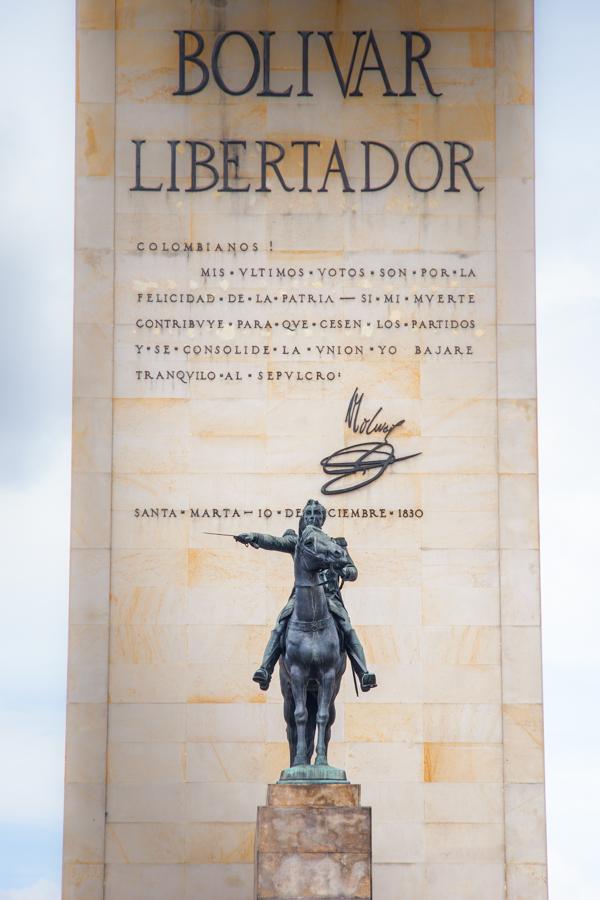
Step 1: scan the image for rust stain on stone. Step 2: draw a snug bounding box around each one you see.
[470,32,494,68]
[187,693,266,704]
[84,117,98,162]
[423,742,435,782]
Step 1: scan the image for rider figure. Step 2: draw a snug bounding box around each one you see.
[235,499,377,694]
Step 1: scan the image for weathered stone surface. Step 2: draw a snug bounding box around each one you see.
[257,807,370,854]
[268,783,360,809]
[256,784,372,899]
[256,852,371,900]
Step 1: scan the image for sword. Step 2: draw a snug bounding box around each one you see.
[203,531,259,548]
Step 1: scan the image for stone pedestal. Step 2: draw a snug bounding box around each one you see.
[255,784,372,899]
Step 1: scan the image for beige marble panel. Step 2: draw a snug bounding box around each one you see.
[185,782,267,822]
[107,783,186,823]
[422,548,500,626]
[424,703,502,744]
[424,863,505,900]
[421,398,497,437]
[419,0,494,30]
[71,473,111,547]
[109,702,186,742]
[424,783,503,823]
[373,863,424,900]
[77,103,115,177]
[185,864,254,900]
[421,360,497,400]
[507,864,549,900]
[62,863,104,900]
[425,823,504,863]
[502,628,543,704]
[67,625,109,704]
[345,703,422,743]
[65,704,108,784]
[72,399,113,475]
[360,783,423,824]
[186,702,267,743]
[346,742,422,783]
[503,704,545,784]
[500,549,541,626]
[109,663,188,702]
[105,864,185,900]
[496,106,534,178]
[78,0,114,29]
[73,324,114,399]
[423,626,500,666]
[69,548,110,625]
[108,741,185,785]
[74,248,114,326]
[76,177,115,249]
[423,664,501,704]
[499,475,540,549]
[185,741,288,784]
[373,821,424,863]
[497,250,536,325]
[110,624,187,664]
[498,400,538,474]
[424,743,503,783]
[496,32,534,105]
[497,178,534,252]
[105,823,186,863]
[78,29,115,103]
[496,0,534,31]
[498,328,538,400]
[186,823,255,863]
[505,784,547,865]
[63,784,106,865]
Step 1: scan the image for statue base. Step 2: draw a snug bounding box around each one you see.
[278,763,349,784]
[255,783,372,900]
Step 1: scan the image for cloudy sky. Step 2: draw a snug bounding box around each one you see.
[0,1,598,898]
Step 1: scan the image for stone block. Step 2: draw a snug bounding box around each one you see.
[267,783,360,808]
[256,783,371,899]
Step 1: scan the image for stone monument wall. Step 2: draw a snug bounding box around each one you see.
[64,2,547,898]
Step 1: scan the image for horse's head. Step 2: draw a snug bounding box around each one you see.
[297,525,349,572]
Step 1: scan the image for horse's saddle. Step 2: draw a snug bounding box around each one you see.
[279,601,345,657]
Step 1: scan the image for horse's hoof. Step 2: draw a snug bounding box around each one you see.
[292,758,308,767]
[315,757,327,767]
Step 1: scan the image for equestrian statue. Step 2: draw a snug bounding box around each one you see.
[235,499,376,779]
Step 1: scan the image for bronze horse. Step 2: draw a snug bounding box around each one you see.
[279,524,349,768]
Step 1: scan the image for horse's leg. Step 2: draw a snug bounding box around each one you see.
[290,667,309,767]
[324,664,344,761]
[280,667,296,767]
[306,689,317,764]
[315,669,336,766]
[324,692,336,756]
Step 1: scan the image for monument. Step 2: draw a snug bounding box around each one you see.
[64,2,547,898]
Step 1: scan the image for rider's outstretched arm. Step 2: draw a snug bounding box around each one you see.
[235,529,296,554]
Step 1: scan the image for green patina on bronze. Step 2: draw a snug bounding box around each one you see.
[278,763,349,785]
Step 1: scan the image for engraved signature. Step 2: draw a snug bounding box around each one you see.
[319,388,421,495]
